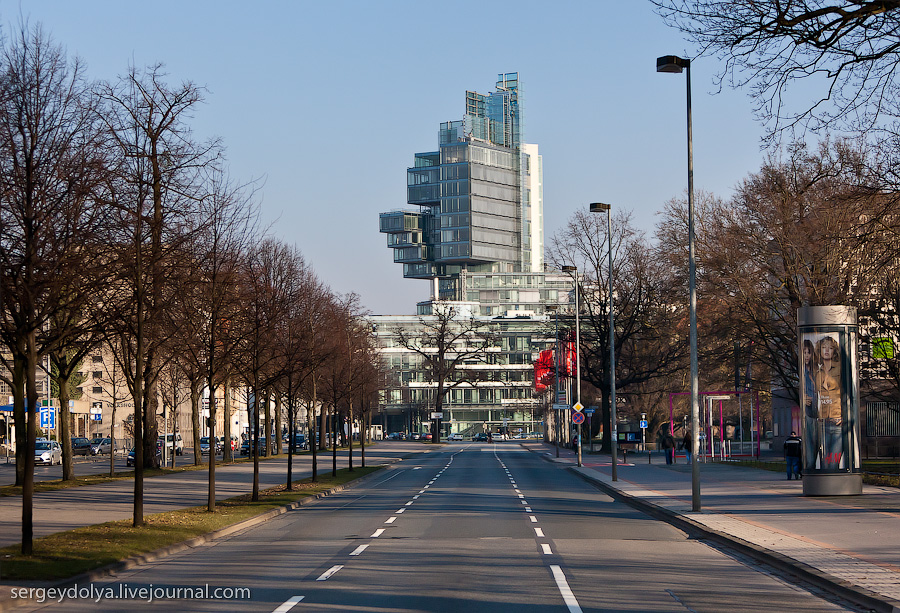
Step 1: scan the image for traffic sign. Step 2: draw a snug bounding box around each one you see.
[572,402,584,413]
[584,408,595,416]
[40,408,55,430]
[572,412,585,424]
[552,403,568,411]
[640,420,648,429]
[431,412,443,419]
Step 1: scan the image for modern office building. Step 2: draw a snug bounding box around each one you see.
[375,73,575,439]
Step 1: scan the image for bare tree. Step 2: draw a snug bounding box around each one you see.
[96,63,216,526]
[0,23,104,553]
[393,303,495,444]
[652,1,900,140]
[549,209,686,452]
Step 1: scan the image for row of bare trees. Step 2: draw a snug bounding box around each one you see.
[0,24,384,554]
[548,138,900,447]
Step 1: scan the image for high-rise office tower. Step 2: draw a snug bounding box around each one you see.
[380,73,544,304]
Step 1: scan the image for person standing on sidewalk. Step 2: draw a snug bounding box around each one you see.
[661,431,676,464]
[784,431,802,480]
[682,430,692,464]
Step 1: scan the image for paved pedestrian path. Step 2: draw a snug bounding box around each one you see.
[0,443,427,548]
[523,441,900,613]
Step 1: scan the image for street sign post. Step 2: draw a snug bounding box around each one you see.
[572,412,585,424]
[572,402,584,413]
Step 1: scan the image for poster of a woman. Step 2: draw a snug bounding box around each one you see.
[815,335,844,469]
[801,339,819,468]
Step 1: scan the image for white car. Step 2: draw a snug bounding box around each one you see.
[447,433,464,441]
[35,440,62,465]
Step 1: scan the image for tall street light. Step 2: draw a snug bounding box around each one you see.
[657,54,701,511]
[546,304,561,458]
[562,265,581,468]
[589,202,617,481]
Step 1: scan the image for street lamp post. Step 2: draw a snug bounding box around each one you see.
[546,304,560,458]
[657,54,701,511]
[589,202,617,481]
[562,266,581,468]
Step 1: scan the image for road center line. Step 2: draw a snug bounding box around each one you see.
[396,508,405,513]
[530,516,538,522]
[405,501,414,506]
[550,565,583,613]
[350,544,369,556]
[542,543,552,555]
[534,527,545,537]
[371,528,385,537]
[272,595,304,612]
[525,507,532,512]
[316,565,343,581]
[385,516,396,524]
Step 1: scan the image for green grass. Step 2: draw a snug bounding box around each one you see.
[0,465,382,581]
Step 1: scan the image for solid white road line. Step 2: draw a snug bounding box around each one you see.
[542,543,552,555]
[317,565,343,581]
[534,527,545,537]
[272,595,305,613]
[385,516,396,524]
[550,565,583,613]
[371,528,385,537]
[350,544,369,556]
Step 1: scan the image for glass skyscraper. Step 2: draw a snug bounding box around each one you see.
[375,73,571,438]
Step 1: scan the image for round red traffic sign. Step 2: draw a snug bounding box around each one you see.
[572,412,585,424]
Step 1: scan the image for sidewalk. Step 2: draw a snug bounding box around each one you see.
[523,441,900,613]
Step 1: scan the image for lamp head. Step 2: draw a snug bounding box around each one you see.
[561,265,577,273]
[657,55,688,73]
[589,202,611,213]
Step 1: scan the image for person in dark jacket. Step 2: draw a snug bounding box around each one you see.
[661,431,676,464]
[784,431,802,480]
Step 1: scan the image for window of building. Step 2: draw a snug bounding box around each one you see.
[92,386,103,394]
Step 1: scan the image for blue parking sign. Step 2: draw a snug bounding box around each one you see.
[40,408,55,430]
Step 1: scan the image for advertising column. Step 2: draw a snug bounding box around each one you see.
[798,306,862,496]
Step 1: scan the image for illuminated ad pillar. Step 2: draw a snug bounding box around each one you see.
[798,306,862,496]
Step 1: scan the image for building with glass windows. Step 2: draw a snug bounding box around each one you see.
[375,73,574,439]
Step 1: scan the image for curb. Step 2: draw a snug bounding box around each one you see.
[0,460,403,612]
[567,465,900,613]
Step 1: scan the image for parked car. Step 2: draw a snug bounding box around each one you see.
[35,440,62,465]
[286,433,306,452]
[240,437,271,456]
[70,437,92,456]
[127,446,161,467]
[199,436,222,455]
[157,433,184,456]
[90,437,112,455]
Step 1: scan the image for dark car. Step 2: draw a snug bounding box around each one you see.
[240,437,270,456]
[127,446,161,467]
[70,437,92,456]
[199,436,222,455]
[474,433,488,442]
[286,434,306,452]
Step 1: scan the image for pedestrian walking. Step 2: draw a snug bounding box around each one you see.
[682,430,692,464]
[661,431,676,465]
[784,431,802,480]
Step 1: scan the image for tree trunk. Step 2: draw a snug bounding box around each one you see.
[223,378,233,462]
[264,389,272,457]
[191,379,202,466]
[57,369,74,480]
[13,355,25,487]
[21,331,39,555]
[207,384,217,512]
[274,393,282,456]
[143,377,159,469]
[348,401,353,471]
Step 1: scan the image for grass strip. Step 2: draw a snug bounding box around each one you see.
[0,465,382,581]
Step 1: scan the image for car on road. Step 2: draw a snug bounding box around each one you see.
[90,437,112,455]
[473,433,488,442]
[447,433,464,441]
[199,436,222,455]
[35,440,62,465]
[157,433,184,456]
[286,433,306,452]
[70,437,92,456]
[127,446,161,467]
[240,437,272,456]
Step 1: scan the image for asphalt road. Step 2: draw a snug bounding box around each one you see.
[12,443,857,612]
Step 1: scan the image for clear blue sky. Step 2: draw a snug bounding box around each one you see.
[16,1,766,315]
